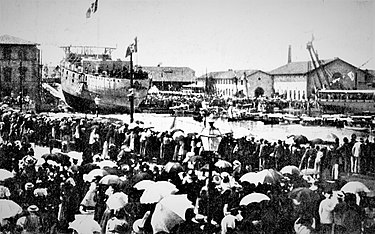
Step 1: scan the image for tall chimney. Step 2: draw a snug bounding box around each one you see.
[288,45,292,64]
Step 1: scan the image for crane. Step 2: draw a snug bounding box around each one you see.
[306,39,331,90]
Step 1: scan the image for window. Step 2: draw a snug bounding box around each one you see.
[18,49,26,60]
[3,47,11,60]
[241,80,243,85]
[19,67,27,81]
[4,67,12,82]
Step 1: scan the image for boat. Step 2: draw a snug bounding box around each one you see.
[317,89,375,114]
[343,116,372,132]
[60,46,150,113]
[282,114,301,124]
[262,113,283,125]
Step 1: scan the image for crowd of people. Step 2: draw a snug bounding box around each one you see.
[0,106,375,234]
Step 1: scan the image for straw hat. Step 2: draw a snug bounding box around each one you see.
[27,205,39,213]
[25,182,34,190]
[132,219,144,234]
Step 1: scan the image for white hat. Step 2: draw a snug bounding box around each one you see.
[27,205,39,212]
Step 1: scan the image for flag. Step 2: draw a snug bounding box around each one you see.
[125,44,134,58]
[93,0,98,13]
[86,0,98,18]
[86,7,92,18]
[348,71,355,81]
[170,116,176,130]
[134,37,138,53]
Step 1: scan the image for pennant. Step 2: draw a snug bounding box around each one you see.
[134,37,138,53]
[86,7,92,18]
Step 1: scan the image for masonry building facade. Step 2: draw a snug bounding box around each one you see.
[0,35,41,110]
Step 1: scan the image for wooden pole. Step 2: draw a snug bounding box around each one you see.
[130,52,134,123]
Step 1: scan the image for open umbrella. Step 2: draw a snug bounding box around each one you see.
[289,187,314,205]
[151,194,193,234]
[280,165,300,176]
[42,153,70,166]
[310,138,324,145]
[80,163,100,174]
[341,181,370,194]
[172,130,185,141]
[215,159,232,169]
[69,214,101,234]
[140,181,179,204]
[241,169,283,185]
[134,180,156,190]
[0,199,22,220]
[97,160,117,169]
[288,135,309,145]
[240,193,270,206]
[0,169,13,181]
[239,172,258,183]
[83,169,109,182]
[132,172,154,184]
[99,175,120,185]
[106,192,129,210]
[164,162,184,174]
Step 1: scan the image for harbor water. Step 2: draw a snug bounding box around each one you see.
[49,112,374,143]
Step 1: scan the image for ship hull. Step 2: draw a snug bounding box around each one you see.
[318,100,375,114]
[60,61,149,114]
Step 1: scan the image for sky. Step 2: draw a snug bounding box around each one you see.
[1,0,374,76]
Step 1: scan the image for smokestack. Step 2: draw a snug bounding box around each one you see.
[288,45,292,64]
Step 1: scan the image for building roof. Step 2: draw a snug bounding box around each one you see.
[198,69,259,79]
[269,59,334,75]
[0,34,39,45]
[143,66,195,82]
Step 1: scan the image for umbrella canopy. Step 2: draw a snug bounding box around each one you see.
[140,181,179,204]
[42,153,71,166]
[310,138,324,145]
[240,193,270,206]
[97,160,117,169]
[106,192,129,210]
[240,169,283,185]
[0,199,22,220]
[0,169,13,181]
[83,169,109,182]
[288,135,309,145]
[151,194,193,234]
[99,175,120,185]
[132,172,154,184]
[80,163,100,174]
[239,172,257,183]
[289,187,314,205]
[164,162,184,174]
[69,215,101,234]
[341,181,370,194]
[280,165,300,176]
[134,180,156,190]
[172,130,185,141]
[215,159,232,169]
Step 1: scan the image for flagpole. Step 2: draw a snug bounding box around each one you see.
[130,52,134,123]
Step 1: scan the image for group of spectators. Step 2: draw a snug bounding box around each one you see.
[0,105,375,233]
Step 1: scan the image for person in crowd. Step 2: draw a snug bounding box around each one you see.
[318,189,336,234]
[351,138,363,174]
[342,193,365,234]
[174,208,203,234]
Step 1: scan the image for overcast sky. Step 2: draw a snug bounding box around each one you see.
[1,0,374,76]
